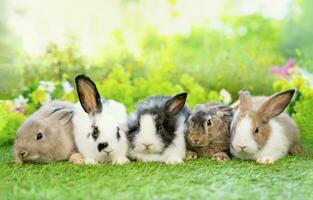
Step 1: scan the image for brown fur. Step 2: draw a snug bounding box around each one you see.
[14,101,78,163]
[186,102,233,159]
[75,76,101,113]
[275,113,305,154]
[231,96,267,111]
[231,89,304,154]
[232,109,272,150]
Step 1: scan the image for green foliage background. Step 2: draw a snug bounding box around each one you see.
[0,0,312,148]
[0,1,312,199]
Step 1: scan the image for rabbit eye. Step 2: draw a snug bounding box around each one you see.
[92,126,100,140]
[254,127,259,134]
[36,132,43,140]
[207,119,212,126]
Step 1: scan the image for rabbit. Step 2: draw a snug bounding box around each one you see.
[231,96,267,111]
[72,74,129,165]
[230,89,304,165]
[186,102,233,161]
[127,92,190,164]
[14,100,79,163]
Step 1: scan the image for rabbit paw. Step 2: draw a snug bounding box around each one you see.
[185,150,198,160]
[69,153,85,164]
[256,156,274,165]
[112,156,130,165]
[212,152,230,162]
[84,158,98,165]
[165,157,184,165]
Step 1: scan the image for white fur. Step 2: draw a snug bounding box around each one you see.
[255,120,290,163]
[231,115,258,158]
[231,112,290,163]
[129,114,186,164]
[73,100,129,165]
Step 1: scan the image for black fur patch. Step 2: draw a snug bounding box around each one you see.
[116,127,121,141]
[127,95,190,151]
[97,142,108,152]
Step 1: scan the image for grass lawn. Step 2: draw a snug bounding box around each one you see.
[1,145,313,200]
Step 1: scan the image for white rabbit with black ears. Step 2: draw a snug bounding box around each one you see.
[127,92,190,164]
[72,74,129,165]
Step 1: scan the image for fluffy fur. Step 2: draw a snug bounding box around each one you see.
[186,102,233,161]
[73,75,129,165]
[127,93,190,164]
[230,89,304,164]
[14,101,77,163]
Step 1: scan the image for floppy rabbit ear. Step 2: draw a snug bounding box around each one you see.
[258,89,295,123]
[75,74,102,114]
[239,89,252,112]
[165,92,187,116]
[48,108,73,126]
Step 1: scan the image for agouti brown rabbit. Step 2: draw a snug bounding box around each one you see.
[186,102,233,161]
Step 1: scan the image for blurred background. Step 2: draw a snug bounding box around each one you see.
[0,0,313,147]
[1,0,313,107]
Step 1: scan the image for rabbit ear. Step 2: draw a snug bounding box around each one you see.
[239,89,252,112]
[165,92,187,116]
[258,89,295,123]
[48,108,73,126]
[75,74,102,114]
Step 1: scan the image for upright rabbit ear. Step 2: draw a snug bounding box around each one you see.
[258,89,295,123]
[165,92,187,116]
[75,74,102,114]
[48,108,73,126]
[239,89,252,112]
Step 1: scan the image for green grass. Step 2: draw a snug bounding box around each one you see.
[1,145,313,200]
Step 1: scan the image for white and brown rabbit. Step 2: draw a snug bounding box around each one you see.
[230,89,304,164]
[73,75,129,165]
[127,92,190,164]
[14,101,80,163]
[186,102,233,161]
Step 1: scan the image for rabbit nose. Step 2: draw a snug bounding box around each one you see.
[193,139,200,144]
[238,145,247,151]
[103,150,112,155]
[19,151,28,158]
[142,143,152,149]
[98,142,109,152]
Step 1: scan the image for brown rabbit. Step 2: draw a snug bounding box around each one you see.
[14,101,83,164]
[186,102,233,161]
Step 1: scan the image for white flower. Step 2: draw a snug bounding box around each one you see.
[14,95,28,108]
[61,81,74,94]
[220,89,232,104]
[38,81,56,93]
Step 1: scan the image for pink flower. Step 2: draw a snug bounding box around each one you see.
[270,59,295,78]
[14,107,25,114]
